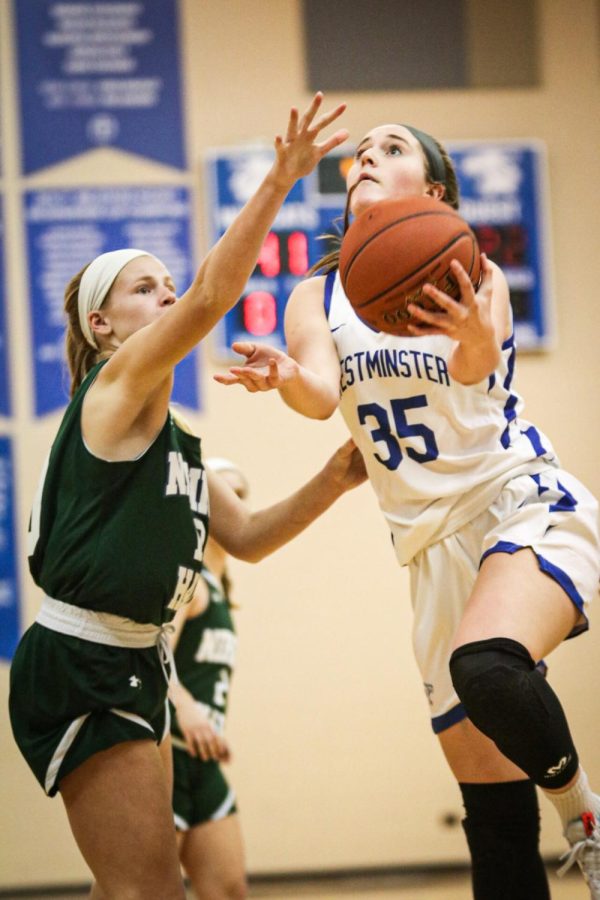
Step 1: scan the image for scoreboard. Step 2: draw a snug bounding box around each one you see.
[205,140,552,357]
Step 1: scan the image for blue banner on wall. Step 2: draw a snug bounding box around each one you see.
[0,436,20,660]
[0,198,10,415]
[447,141,552,349]
[25,185,200,415]
[15,0,186,173]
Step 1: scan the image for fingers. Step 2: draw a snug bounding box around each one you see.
[213,371,270,391]
[232,362,281,389]
[448,259,477,306]
[213,373,243,386]
[297,91,323,131]
[317,128,350,156]
[406,257,493,337]
[219,741,232,764]
[415,259,476,316]
[297,93,347,139]
[285,106,300,143]
[406,286,463,334]
[477,252,493,290]
[189,730,228,762]
[231,340,256,357]
[313,103,348,133]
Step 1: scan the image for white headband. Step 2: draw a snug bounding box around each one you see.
[78,248,151,348]
[206,457,249,497]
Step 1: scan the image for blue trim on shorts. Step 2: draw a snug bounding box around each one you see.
[480,540,589,638]
[431,702,467,734]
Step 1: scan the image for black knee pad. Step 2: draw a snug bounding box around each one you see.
[450,636,535,724]
[449,637,579,787]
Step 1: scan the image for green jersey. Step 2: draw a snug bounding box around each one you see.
[171,567,236,739]
[28,362,208,625]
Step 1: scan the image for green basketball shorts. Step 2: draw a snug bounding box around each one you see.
[171,740,237,830]
[9,623,169,795]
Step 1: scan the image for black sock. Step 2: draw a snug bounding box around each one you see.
[460,780,550,900]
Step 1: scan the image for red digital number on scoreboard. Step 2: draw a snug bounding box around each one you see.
[242,291,277,336]
[254,230,309,278]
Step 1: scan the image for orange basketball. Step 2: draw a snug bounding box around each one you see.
[339,196,481,336]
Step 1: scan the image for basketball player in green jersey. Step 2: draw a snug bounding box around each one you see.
[169,459,249,900]
[9,94,367,900]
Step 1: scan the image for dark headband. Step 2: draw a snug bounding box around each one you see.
[402,125,447,185]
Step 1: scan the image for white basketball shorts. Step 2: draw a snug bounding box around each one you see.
[408,466,599,734]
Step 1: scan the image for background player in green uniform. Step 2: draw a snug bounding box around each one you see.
[9,94,367,900]
[169,458,249,900]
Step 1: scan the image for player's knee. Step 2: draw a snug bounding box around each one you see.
[449,637,535,728]
[192,867,247,900]
[224,872,248,900]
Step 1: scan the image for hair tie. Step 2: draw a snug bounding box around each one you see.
[402,125,447,185]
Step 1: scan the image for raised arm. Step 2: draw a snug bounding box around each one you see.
[207,438,366,562]
[85,94,348,449]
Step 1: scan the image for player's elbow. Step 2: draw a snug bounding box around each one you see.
[222,530,267,564]
[311,404,337,420]
[283,393,338,420]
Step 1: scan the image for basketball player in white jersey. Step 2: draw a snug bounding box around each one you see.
[215,123,600,899]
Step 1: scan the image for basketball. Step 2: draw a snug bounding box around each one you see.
[339,196,481,336]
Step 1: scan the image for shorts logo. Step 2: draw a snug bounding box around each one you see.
[544,754,571,778]
[129,675,142,689]
[424,683,434,706]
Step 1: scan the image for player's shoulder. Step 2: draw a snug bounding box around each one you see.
[286,274,328,315]
[169,406,197,435]
[487,258,507,280]
[291,273,327,298]
[486,259,512,342]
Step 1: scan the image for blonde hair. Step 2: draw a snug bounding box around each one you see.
[64,265,105,397]
[309,134,460,276]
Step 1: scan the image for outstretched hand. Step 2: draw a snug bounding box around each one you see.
[406,253,495,344]
[214,341,299,392]
[406,253,507,384]
[271,92,349,186]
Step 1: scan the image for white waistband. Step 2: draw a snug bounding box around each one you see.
[36,596,162,647]
[36,596,179,685]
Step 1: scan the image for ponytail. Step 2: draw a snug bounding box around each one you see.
[63,265,102,396]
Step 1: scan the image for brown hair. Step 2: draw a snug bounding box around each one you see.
[309,134,460,276]
[63,264,104,396]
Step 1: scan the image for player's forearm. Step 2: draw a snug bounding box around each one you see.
[448,332,500,385]
[168,680,196,709]
[188,171,294,321]
[232,470,346,563]
[278,366,340,419]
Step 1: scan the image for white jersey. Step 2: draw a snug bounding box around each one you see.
[325,271,559,563]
